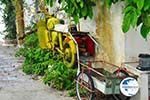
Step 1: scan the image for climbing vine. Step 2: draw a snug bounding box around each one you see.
[45,0,150,39]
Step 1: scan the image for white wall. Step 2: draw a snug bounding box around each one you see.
[79,2,150,64]
[125,26,150,62]
[110,2,125,64]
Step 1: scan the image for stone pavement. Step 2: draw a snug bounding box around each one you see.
[0,45,74,100]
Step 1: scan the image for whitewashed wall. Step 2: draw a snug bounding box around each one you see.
[108,2,125,64]
[79,2,150,64]
[79,2,125,65]
[125,26,150,62]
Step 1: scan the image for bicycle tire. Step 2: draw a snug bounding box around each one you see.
[76,72,95,100]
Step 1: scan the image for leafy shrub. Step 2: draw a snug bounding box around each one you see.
[16,33,55,75]
[16,32,77,96]
[43,61,77,90]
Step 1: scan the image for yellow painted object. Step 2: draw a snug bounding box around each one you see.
[64,36,76,54]
[36,15,77,68]
[37,19,51,49]
[63,36,76,68]
[68,39,76,54]
[47,17,60,30]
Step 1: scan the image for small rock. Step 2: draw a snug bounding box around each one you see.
[31,75,39,80]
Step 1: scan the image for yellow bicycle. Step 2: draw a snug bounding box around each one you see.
[36,13,76,68]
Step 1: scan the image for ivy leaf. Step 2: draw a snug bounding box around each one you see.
[141,24,150,39]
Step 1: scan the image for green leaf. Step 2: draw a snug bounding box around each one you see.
[144,0,150,11]
[126,0,133,3]
[122,12,132,33]
[81,6,87,17]
[71,7,75,13]
[50,0,54,7]
[137,16,142,26]
[144,14,150,28]
[141,24,150,39]
[87,6,93,19]
[76,0,80,3]
[123,6,135,14]
[136,0,144,10]
[131,11,138,28]
[80,1,84,8]
[136,9,141,16]
[105,0,113,8]
[73,15,79,24]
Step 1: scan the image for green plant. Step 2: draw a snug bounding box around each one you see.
[43,61,77,90]
[16,28,77,96]
[0,0,17,39]
[106,0,150,39]
[45,0,96,23]
[45,0,150,39]
[16,33,57,75]
[98,0,150,39]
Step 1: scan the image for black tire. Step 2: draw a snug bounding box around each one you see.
[112,69,130,100]
[113,94,130,100]
[76,72,95,100]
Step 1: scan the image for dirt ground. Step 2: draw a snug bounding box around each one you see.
[0,44,74,100]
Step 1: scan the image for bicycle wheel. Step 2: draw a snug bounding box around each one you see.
[63,37,76,68]
[112,69,130,100]
[76,72,95,100]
